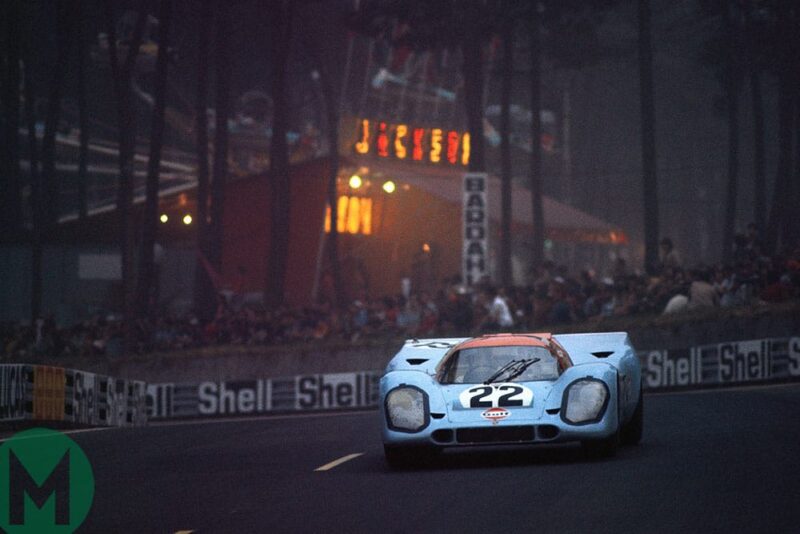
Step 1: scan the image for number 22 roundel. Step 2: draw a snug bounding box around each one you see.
[459,384,534,409]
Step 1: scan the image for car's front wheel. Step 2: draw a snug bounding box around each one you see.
[384,445,439,470]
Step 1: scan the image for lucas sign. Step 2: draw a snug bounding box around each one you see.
[463,173,488,286]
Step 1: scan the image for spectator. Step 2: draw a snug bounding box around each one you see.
[658,238,682,272]
[477,287,514,331]
[688,268,719,309]
[3,248,799,359]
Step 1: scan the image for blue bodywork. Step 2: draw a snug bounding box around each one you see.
[380,333,642,450]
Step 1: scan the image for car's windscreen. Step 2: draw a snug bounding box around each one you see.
[439,345,559,384]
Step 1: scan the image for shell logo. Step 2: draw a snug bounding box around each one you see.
[481,407,510,424]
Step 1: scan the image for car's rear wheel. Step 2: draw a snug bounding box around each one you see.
[621,389,644,446]
[581,431,619,460]
[383,445,438,470]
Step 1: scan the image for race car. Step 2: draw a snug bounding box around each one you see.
[380,332,643,468]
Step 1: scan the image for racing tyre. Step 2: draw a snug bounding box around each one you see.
[621,390,644,446]
[384,445,438,470]
[581,431,619,460]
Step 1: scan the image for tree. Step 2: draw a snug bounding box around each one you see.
[498,6,515,287]
[193,0,215,321]
[265,0,295,307]
[637,0,659,274]
[76,0,90,221]
[20,9,43,324]
[41,1,76,231]
[461,4,488,174]
[137,0,173,318]
[0,0,22,237]
[23,66,42,325]
[104,0,149,353]
[527,0,616,267]
[207,0,231,293]
[764,0,795,253]
[304,34,345,307]
[786,3,800,248]
[721,2,743,263]
[743,0,766,233]
[528,3,545,269]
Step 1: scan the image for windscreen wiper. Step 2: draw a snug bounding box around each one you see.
[483,359,520,385]
[501,357,541,383]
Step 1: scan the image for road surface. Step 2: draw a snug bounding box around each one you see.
[63,383,800,532]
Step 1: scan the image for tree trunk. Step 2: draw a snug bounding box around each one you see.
[41,1,75,230]
[314,46,344,308]
[637,0,659,274]
[765,2,794,253]
[462,33,485,173]
[77,0,89,221]
[1,0,22,236]
[23,62,42,324]
[751,71,765,232]
[499,14,514,287]
[744,1,765,233]
[265,0,294,307]
[765,69,793,253]
[791,87,800,248]
[137,0,172,318]
[209,2,230,278]
[193,0,214,321]
[786,4,800,248]
[104,0,149,354]
[529,5,545,267]
[721,4,740,263]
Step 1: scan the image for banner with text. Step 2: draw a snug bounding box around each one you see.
[0,364,147,427]
[641,336,800,389]
[140,335,800,420]
[147,371,381,419]
[463,172,489,286]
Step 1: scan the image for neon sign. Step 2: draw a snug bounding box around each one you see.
[354,119,470,166]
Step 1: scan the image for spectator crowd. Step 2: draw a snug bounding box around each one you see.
[3,232,799,360]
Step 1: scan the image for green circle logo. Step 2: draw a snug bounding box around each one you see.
[0,428,94,533]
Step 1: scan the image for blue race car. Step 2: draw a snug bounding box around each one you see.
[380,332,643,468]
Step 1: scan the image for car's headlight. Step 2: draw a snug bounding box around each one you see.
[385,386,429,432]
[563,379,609,424]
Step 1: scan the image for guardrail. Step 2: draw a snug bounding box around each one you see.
[4,335,797,424]
[144,334,800,420]
[0,364,148,428]
[642,335,800,389]
[147,371,380,419]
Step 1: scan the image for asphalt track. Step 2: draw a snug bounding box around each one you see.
[63,383,800,533]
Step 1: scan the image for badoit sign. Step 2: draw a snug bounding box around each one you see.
[463,172,488,286]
